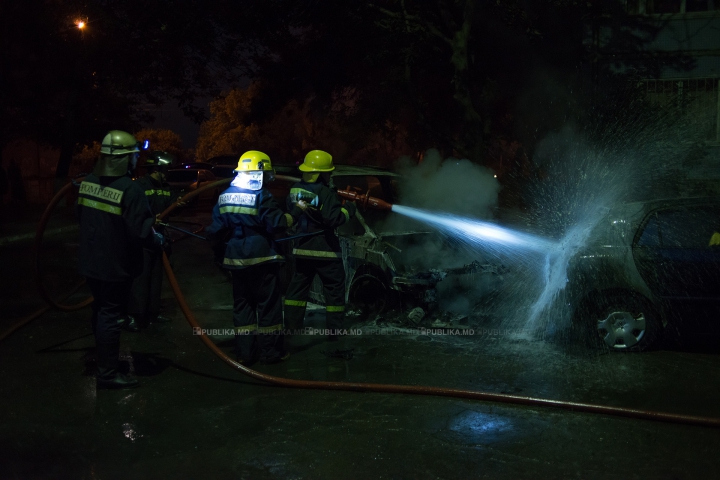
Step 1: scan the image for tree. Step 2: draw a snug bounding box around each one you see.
[196,83,414,166]
[1,0,274,182]
[243,0,693,162]
[3,0,693,183]
[134,129,185,163]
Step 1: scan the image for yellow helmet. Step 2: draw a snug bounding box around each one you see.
[235,150,272,172]
[299,150,334,172]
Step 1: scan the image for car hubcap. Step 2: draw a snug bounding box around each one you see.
[597,311,646,349]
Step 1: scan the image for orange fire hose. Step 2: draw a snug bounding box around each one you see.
[335,188,393,211]
[33,181,93,312]
[14,176,720,429]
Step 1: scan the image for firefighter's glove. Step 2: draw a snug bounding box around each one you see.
[297,191,314,204]
[343,201,357,219]
[210,236,226,263]
[290,203,305,221]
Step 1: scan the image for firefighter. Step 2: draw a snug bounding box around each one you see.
[126,151,182,331]
[206,151,304,365]
[77,130,163,389]
[284,150,356,341]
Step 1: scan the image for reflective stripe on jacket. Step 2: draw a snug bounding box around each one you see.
[287,180,349,259]
[136,175,176,215]
[206,185,291,269]
[77,173,155,281]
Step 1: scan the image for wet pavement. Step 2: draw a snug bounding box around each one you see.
[2,207,720,479]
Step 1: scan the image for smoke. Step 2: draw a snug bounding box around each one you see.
[395,149,501,218]
[382,149,502,314]
[386,107,710,324]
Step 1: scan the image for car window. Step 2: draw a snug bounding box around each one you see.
[639,206,720,248]
[166,170,197,183]
[636,213,660,247]
[208,155,238,166]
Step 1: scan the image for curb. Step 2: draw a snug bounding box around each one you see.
[0,224,79,247]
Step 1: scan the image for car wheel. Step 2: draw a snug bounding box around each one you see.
[590,293,662,352]
[349,273,388,315]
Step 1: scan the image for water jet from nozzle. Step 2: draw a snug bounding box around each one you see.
[390,204,556,256]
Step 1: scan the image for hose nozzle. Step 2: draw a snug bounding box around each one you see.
[336,188,393,211]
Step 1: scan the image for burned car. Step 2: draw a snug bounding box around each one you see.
[273,165,503,314]
[566,197,720,351]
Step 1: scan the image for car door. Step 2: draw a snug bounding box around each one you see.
[633,204,720,323]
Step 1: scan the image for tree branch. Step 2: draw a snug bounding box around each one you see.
[368,3,452,45]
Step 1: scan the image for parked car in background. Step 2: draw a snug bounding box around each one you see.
[205,155,239,179]
[166,168,220,204]
[211,164,237,179]
[207,155,238,166]
[177,162,214,171]
[566,197,720,351]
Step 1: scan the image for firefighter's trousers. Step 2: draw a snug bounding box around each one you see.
[231,263,285,363]
[284,258,346,333]
[128,248,163,324]
[86,278,132,380]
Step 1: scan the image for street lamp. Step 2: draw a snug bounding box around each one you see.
[76,20,86,30]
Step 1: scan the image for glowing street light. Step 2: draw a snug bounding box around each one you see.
[76,20,86,29]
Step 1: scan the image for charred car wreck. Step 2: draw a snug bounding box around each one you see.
[273,165,504,314]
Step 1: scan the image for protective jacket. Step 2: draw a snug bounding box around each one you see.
[77,173,155,281]
[207,185,297,269]
[135,174,177,235]
[136,175,176,215]
[287,181,353,260]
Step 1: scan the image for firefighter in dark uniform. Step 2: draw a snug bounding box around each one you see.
[206,151,304,365]
[77,130,163,389]
[284,150,356,340]
[126,151,182,331]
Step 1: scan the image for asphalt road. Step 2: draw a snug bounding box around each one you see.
[1,207,720,479]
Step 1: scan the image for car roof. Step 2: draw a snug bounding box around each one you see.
[167,168,210,174]
[177,162,213,169]
[207,155,238,165]
[608,196,720,219]
[589,196,720,246]
[274,164,399,177]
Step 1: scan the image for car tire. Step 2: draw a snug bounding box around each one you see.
[348,273,389,315]
[587,293,662,352]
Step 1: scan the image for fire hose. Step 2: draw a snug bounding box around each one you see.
[335,188,393,211]
[10,175,720,429]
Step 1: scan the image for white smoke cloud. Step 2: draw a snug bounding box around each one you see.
[381,149,503,314]
[395,148,500,218]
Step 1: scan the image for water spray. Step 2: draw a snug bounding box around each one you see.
[334,190,587,326]
[336,189,553,254]
[390,205,556,255]
[10,176,720,430]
